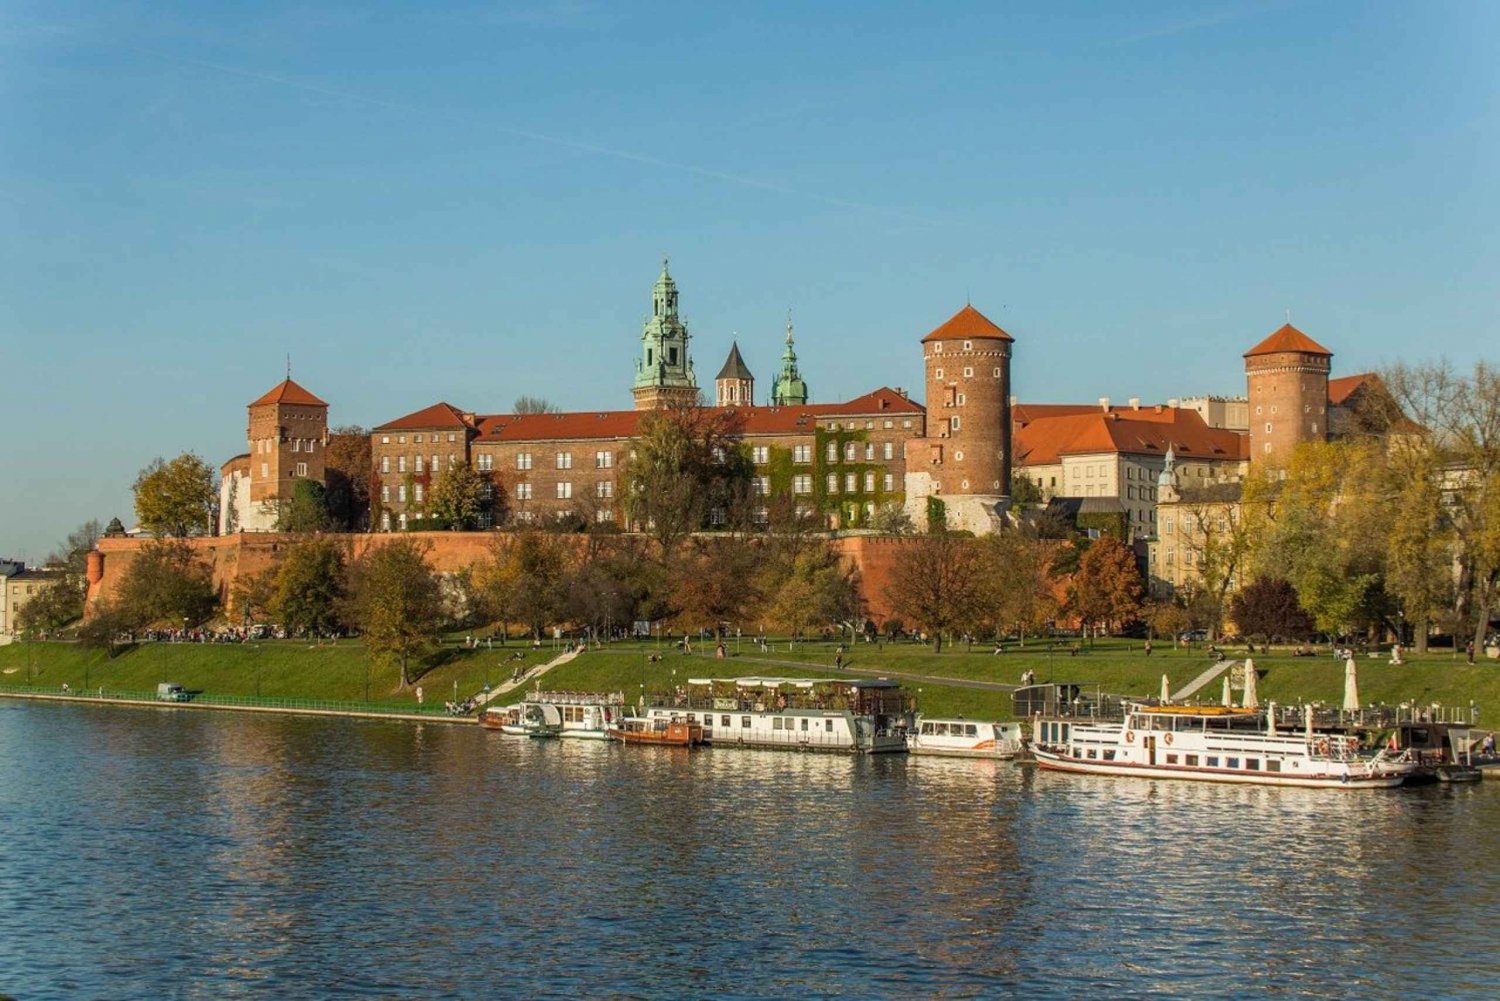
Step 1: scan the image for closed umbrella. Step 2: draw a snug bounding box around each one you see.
[1267,700,1277,736]
[1161,674,1171,703]
[1343,657,1360,712]
[1242,658,1259,709]
[1222,674,1233,707]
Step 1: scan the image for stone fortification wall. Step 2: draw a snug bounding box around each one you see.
[87,532,924,627]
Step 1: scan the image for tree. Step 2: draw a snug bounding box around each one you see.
[1010,472,1044,508]
[884,533,986,652]
[621,404,754,557]
[269,537,348,635]
[277,479,331,533]
[77,602,131,659]
[1068,535,1143,633]
[513,396,561,415]
[114,539,217,628]
[1229,576,1315,643]
[1382,361,1500,651]
[1141,598,1190,642]
[980,531,1058,643]
[475,531,572,639]
[325,427,372,532]
[869,502,916,536]
[15,578,82,634]
[1173,486,1252,637]
[49,519,102,576]
[429,461,489,530]
[673,537,763,631]
[767,545,860,640]
[345,539,444,687]
[133,454,217,538]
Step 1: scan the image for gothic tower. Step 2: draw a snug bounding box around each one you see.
[242,377,329,531]
[1243,322,1331,465]
[770,310,809,406]
[632,259,699,410]
[906,304,1013,533]
[715,340,754,407]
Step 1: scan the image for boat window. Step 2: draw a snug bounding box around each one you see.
[1246,759,1261,771]
[772,718,784,730]
[687,713,696,723]
[921,723,933,735]
[825,719,833,732]
[935,723,949,735]
[1103,750,1116,761]
[722,715,731,727]
[966,724,978,737]
[1166,754,1178,764]
[1266,759,1281,773]
[742,716,751,728]
[1206,756,1219,768]
[1227,757,1241,769]
[1185,754,1199,766]
[1087,749,1097,759]
[802,719,810,731]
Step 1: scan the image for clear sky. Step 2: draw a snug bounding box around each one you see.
[1,1,1496,560]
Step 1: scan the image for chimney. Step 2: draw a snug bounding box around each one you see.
[1129,397,1140,410]
[1098,396,1110,412]
[1009,395,1018,406]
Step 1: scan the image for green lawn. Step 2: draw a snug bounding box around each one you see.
[3,636,1493,721]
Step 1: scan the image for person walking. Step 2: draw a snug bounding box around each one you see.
[1467,639,1476,665]
[1144,639,1153,657]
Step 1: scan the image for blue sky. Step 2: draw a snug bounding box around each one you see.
[1,1,1496,559]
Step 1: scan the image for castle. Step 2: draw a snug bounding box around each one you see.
[216,261,1375,547]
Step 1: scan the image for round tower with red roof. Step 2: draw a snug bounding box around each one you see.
[907,304,1014,532]
[1243,323,1331,465]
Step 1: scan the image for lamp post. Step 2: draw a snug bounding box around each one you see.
[364,659,371,704]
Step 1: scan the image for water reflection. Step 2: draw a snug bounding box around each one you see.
[0,703,1496,998]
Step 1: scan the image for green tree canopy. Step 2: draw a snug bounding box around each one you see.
[345,539,444,687]
[269,537,348,635]
[133,454,216,538]
[622,404,754,557]
[277,479,331,533]
[114,539,217,628]
[324,427,372,532]
[429,461,489,530]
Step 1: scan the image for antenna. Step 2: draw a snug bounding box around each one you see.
[286,352,292,379]
[1285,307,1292,324]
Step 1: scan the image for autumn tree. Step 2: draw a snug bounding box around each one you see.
[621,404,754,558]
[869,502,916,535]
[1229,576,1315,643]
[1068,535,1143,633]
[475,530,572,639]
[766,545,860,640]
[980,531,1058,644]
[268,537,348,635]
[1141,598,1190,642]
[672,536,764,631]
[884,533,987,652]
[114,539,217,628]
[17,519,105,631]
[429,461,489,530]
[1172,484,1252,637]
[276,479,331,533]
[324,427,372,532]
[345,538,444,687]
[133,454,216,538]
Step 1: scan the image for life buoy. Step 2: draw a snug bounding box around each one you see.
[1316,738,1330,756]
[1125,731,1136,743]
[1163,732,1174,746]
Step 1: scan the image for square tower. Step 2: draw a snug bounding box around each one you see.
[244,378,329,528]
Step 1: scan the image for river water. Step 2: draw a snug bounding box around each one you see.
[1,703,1497,999]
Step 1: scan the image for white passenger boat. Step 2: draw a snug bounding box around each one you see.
[643,677,913,754]
[1031,704,1414,788]
[907,717,1023,759]
[525,691,623,740]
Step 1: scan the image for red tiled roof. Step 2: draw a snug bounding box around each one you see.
[1328,373,1375,406]
[374,401,476,432]
[250,378,327,407]
[472,388,924,444]
[1243,323,1332,359]
[1014,402,1177,426]
[1015,409,1248,466]
[921,304,1014,344]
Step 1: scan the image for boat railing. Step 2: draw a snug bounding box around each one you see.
[529,690,625,706]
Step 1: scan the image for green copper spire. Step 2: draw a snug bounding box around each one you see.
[771,308,809,406]
[633,258,698,407]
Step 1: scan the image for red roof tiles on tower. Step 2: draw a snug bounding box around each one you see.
[374,401,477,432]
[250,378,327,408]
[921,305,1014,344]
[1014,409,1248,467]
[1243,323,1332,359]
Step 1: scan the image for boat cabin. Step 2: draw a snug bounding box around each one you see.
[644,676,912,753]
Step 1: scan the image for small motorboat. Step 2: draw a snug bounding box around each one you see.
[609,717,704,747]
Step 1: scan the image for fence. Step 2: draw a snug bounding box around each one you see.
[0,684,462,719]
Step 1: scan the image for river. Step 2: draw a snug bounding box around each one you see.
[1,702,1497,999]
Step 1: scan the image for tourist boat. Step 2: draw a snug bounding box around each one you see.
[907,717,1023,759]
[641,677,913,754]
[1030,703,1415,788]
[1389,721,1484,784]
[518,691,624,740]
[608,717,705,747]
[479,705,522,733]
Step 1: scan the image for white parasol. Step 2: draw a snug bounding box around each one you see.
[1343,657,1360,712]
[1242,658,1259,709]
[1222,674,1233,707]
[1161,674,1171,702]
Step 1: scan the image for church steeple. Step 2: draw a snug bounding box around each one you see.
[771,309,809,407]
[633,258,699,410]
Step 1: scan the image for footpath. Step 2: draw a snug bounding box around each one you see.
[680,648,1019,695]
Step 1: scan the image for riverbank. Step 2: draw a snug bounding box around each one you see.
[2,638,1494,721]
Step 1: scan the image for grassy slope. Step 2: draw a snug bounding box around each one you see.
[3,638,1493,719]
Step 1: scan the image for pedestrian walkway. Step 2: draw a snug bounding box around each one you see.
[472,649,581,707]
[1171,659,1237,701]
[683,650,1017,694]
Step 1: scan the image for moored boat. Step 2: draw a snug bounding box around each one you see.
[907,717,1023,759]
[609,717,704,747]
[1031,703,1414,788]
[520,691,624,740]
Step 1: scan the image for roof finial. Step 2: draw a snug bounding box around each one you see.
[286,352,291,380]
[1285,307,1292,324]
[786,306,794,345]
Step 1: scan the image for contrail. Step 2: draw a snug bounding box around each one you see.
[134,48,942,226]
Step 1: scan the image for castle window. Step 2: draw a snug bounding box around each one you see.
[415,456,424,474]
[381,435,390,444]
[994,368,1002,378]
[883,441,893,460]
[448,434,456,443]
[398,513,406,530]
[381,457,390,474]
[669,348,678,365]
[556,452,573,470]
[827,442,839,462]
[398,485,407,503]
[903,420,913,429]
[827,474,839,494]
[935,369,944,381]
[595,508,613,524]
[884,420,893,429]
[595,451,613,469]
[950,416,961,431]
[963,367,973,379]
[864,472,875,492]
[381,485,390,502]
[295,462,307,478]
[556,482,572,499]
[477,454,493,472]
[846,473,858,492]
[380,511,390,531]
[516,483,533,500]
[596,481,613,498]
[883,473,893,491]
[415,435,424,444]
[517,452,532,470]
[1311,423,1318,434]
[963,340,972,351]
[398,456,407,473]
[752,446,769,464]
[793,475,812,494]
[1270,406,1278,414]
[1265,423,1272,433]
[793,445,812,463]
[957,394,966,405]
[398,436,406,444]
[865,443,875,461]
[414,484,424,502]
[845,442,858,461]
